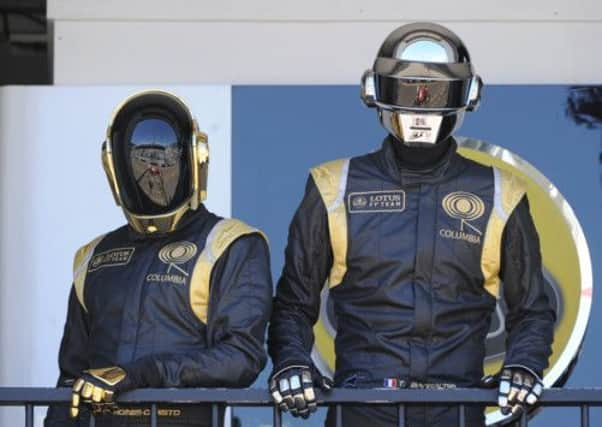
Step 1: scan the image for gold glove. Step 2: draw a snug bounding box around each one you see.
[70,366,127,418]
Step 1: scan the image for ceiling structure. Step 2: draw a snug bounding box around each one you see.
[0,0,49,84]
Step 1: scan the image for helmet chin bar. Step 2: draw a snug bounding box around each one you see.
[380,108,465,146]
[396,113,443,144]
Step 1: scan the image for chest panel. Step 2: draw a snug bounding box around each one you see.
[82,229,211,362]
[340,162,496,299]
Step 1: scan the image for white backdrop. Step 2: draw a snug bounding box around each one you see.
[0,85,232,425]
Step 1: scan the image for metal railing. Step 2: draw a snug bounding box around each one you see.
[1,387,601,427]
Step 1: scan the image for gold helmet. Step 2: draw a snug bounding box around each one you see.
[101,90,209,235]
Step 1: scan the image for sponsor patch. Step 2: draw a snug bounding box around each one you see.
[158,241,198,265]
[439,228,482,244]
[88,247,135,272]
[109,407,182,417]
[348,190,406,213]
[439,191,485,245]
[145,273,187,285]
[145,241,199,285]
[442,191,485,223]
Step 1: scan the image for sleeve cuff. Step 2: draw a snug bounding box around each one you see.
[503,364,543,383]
[271,357,314,379]
[120,357,163,389]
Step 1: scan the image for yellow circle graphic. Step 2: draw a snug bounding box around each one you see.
[442,191,485,221]
[158,241,198,265]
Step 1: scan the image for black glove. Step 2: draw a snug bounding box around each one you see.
[70,366,132,418]
[482,366,544,417]
[269,365,333,418]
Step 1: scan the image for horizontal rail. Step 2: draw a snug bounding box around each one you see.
[1,387,602,406]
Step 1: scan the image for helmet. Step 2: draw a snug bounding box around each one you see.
[361,22,482,144]
[101,90,209,235]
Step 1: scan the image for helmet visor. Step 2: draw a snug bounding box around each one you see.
[112,114,192,215]
[374,75,473,111]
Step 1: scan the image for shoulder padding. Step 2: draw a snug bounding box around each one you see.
[72,234,106,311]
[481,167,528,299]
[310,158,350,288]
[189,218,267,324]
[495,168,527,220]
[310,159,350,211]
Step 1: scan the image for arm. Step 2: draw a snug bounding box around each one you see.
[125,233,273,388]
[497,196,556,415]
[267,176,334,418]
[268,175,333,372]
[45,287,90,426]
[501,196,556,376]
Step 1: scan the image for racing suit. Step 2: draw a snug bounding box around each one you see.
[268,137,556,427]
[45,205,272,427]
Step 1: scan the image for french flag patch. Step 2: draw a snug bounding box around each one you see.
[383,378,398,388]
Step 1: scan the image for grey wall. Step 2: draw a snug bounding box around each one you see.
[48,0,602,84]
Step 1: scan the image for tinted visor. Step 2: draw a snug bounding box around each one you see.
[112,112,192,215]
[374,75,473,111]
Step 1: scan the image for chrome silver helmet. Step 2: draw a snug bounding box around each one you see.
[361,22,482,144]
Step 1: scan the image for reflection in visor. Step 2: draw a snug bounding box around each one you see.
[375,76,472,111]
[396,39,453,63]
[129,118,182,208]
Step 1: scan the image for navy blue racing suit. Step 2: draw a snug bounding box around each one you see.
[268,137,555,427]
[46,206,273,427]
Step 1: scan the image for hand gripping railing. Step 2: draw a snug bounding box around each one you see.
[1,387,601,427]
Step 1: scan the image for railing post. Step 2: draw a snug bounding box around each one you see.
[272,406,282,427]
[150,403,157,427]
[397,404,405,427]
[581,404,590,427]
[335,404,343,427]
[24,404,33,427]
[458,404,465,427]
[211,403,219,427]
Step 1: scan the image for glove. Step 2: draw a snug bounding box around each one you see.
[482,366,544,417]
[269,365,333,418]
[70,366,131,418]
[498,366,544,415]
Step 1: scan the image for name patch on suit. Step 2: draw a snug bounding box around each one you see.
[348,190,406,213]
[88,248,135,272]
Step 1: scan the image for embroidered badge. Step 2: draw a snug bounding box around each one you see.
[348,190,406,213]
[88,248,135,272]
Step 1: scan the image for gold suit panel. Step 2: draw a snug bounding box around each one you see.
[72,234,106,311]
[480,168,527,298]
[310,159,350,288]
[189,218,267,324]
